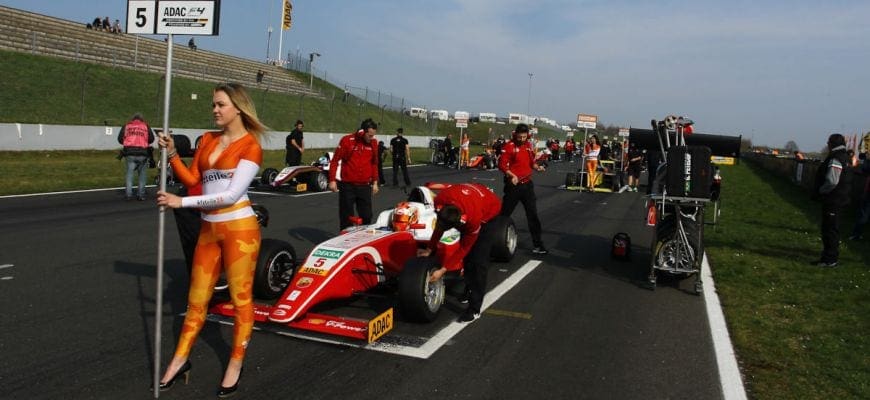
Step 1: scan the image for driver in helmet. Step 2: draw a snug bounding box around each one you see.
[391,202,419,231]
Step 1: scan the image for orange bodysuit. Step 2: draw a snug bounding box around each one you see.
[169,131,263,361]
[584,143,600,189]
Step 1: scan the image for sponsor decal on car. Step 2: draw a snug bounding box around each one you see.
[300,267,329,276]
[287,290,301,301]
[312,248,344,259]
[326,320,366,333]
[367,308,394,343]
[296,277,313,288]
[307,318,326,325]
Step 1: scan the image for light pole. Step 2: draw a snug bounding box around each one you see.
[309,52,320,89]
[527,72,533,116]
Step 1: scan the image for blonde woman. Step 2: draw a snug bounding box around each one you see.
[459,133,470,168]
[156,83,265,397]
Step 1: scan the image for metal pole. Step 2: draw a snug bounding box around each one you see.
[309,59,314,89]
[527,73,533,115]
[153,33,174,399]
[265,0,274,61]
[277,0,284,63]
[79,65,89,122]
[134,36,139,69]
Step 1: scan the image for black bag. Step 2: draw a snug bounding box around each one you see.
[565,172,579,187]
[665,146,712,198]
[611,232,631,259]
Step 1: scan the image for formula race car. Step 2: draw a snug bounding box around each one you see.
[210,184,518,342]
[259,152,333,192]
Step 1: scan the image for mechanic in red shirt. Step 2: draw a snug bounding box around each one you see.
[420,183,502,322]
[498,123,548,255]
[328,118,380,230]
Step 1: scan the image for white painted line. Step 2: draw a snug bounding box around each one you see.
[0,187,128,199]
[1,276,13,280]
[210,259,542,359]
[702,253,747,400]
[0,264,13,269]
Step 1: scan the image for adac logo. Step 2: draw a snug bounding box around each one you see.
[312,248,344,259]
[296,277,313,288]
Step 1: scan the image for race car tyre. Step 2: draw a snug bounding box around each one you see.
[260,168,279,187]
[172,134,193,158]
[489,216,517,262]
[398,257,445,322]
[253,239,297,300]
[306,171,329,192]
[654,211,701,274]
[194,135,203,150]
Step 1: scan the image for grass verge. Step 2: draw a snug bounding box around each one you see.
[0,146,482,196]
[705,161,869,399]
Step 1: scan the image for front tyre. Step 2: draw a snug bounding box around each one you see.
[253,239,297,300]
[398,257,445,322]
[260,168,279,187]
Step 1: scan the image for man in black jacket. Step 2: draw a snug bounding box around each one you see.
[390,128,412,188]
[812,133,852,267]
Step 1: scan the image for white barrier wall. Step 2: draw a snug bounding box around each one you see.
[0,123,437,151]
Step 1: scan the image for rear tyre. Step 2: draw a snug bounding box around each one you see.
[654,211,700,274]
[260,168,279,186]
[306,171,329,192]
[398,257,445,322]
[489,216,517,262]
[253,239,297,300]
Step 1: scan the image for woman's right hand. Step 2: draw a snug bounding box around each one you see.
[158,133,175,153]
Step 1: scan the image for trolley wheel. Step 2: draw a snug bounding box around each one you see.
[694,280,703,295]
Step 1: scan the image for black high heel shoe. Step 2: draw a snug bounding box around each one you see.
[217,367,243,398]
[158,360,192,391]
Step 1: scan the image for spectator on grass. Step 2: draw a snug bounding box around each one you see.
[102,17,110,32]
[91,17,102,30]
[188,37,197,51]
[812,133,852,267]
[256,70,265,83]
[113,19,121,34]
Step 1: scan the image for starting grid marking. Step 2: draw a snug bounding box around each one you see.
[207,260,542,359]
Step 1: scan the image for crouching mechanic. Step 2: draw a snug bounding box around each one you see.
[418,183,501,322]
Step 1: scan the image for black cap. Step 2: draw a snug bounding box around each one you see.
[397,128,404,134]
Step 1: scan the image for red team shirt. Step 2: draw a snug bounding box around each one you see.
[430,183,502,270]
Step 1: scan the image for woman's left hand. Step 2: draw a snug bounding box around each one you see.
[156,191,182,208]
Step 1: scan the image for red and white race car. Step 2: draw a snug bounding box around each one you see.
[259,152,332,192]
[210,184,518,342]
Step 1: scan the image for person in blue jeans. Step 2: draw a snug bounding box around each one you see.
[117,114,155,200]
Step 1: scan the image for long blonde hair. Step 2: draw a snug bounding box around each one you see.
[214,83,268,141]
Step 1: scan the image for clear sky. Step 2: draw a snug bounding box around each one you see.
[3,0,869,151]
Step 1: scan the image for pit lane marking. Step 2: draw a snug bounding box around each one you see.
[1,264,13,281]
[483,309,532,320]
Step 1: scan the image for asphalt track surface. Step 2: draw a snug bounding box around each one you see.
[0,163,723,400]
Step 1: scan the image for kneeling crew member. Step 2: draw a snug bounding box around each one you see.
[421,183,502,322]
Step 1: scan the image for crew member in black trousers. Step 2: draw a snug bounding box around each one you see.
[390,128,412,188]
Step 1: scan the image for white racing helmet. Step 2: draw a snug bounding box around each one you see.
[391,201,419,231]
